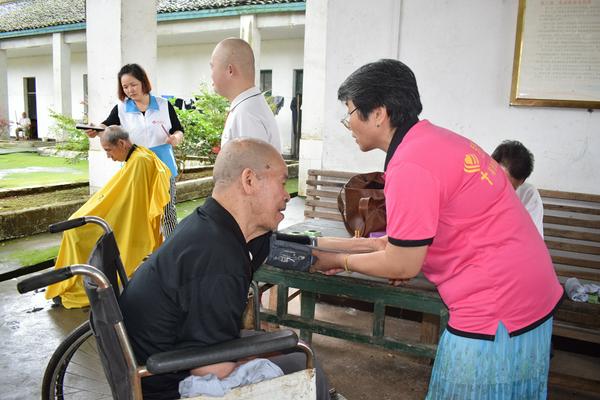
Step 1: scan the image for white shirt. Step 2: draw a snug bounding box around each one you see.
[117,95,172,149]
[221,86,281,151]
[18,117,31,128]
[517,182,544,237]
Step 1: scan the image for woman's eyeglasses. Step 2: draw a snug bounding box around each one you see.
[340,107,358,130]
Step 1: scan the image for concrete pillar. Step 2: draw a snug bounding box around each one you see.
[86,0,157,192]
[299,0,402,195]
[240,14,261,87]
[0,50,8,140]
[52,33,72,141]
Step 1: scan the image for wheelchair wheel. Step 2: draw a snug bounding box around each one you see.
[42,321,112,400]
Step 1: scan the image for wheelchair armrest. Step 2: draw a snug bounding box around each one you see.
[146,330,298,375]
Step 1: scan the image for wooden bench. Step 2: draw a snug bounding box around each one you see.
[255,169,447,360]
[254,169,600,392]
[303,170,600,335]
[540,190,600,347]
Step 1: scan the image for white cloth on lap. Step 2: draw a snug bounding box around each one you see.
[179,358,284,398]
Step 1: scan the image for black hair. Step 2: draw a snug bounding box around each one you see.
[337,59,422,128]
[491,140,534,181]
[117,64,152,101]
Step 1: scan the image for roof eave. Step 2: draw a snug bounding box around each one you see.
[0,2,306,39]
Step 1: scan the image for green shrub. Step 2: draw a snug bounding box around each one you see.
[49,109,89,152]
[0,117,9,138]
[171,86,228,170]
[171,86,278,172]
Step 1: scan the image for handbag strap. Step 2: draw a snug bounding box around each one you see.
[337,186,353,235]
[358,197,371,228]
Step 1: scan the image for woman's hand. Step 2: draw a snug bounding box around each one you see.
[372,235,388,252]
[166,131,183,147]
[310,250,345,275]
[85,124,106,139]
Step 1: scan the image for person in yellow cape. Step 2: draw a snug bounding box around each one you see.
[46,126,171,308]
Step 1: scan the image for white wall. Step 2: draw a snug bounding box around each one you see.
[156,42,215,98]
[70,51,87,120]
[261,38,304,155]
[300,0,402,189]
[157,38,303,155]
[398,0,599,194]
[7,55,52,139]
[5,36,301,150]
[7,52,87,139]
[302,0,599,194]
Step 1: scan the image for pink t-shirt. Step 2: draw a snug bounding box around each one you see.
[384,120,562,337]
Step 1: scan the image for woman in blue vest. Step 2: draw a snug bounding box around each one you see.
[87,63,183,238]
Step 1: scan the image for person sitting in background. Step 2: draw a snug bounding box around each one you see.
[492,140,544,237]
[46,126,171,308]
[15,112,31,140]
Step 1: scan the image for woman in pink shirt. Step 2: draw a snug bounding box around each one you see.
[311,59,562,399]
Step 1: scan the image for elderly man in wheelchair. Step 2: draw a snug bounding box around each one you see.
[20,138,330,400]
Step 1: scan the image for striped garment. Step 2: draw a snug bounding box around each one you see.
[427,318,553,399]
[162,175,177,238]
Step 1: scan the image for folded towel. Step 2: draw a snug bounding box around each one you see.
[179,358,284,398]
[583,283,600,294]
[565,278,588,303]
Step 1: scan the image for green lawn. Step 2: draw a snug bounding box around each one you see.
[0,153,88,189]
[2,177,299,268]
[175,178,298,221]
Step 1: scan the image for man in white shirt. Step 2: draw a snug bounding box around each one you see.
[492,140,544,237]
[210,38,281,152]
[15,112,31,140]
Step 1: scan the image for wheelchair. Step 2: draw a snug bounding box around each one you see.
[19,216,316,399]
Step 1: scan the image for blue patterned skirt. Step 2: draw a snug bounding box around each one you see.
[426,318,553,400]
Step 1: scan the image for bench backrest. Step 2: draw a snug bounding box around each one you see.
[304,169,357,222]
[305,169,600,283]
[540,189,600,283]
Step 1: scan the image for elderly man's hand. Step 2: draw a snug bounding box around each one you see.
[310,249,345,275]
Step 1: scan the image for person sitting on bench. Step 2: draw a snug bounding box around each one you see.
[46,126,171,308]
[118,138,330,400]
[492,140,544,237]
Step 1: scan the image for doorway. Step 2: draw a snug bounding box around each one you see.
[291,69,303,159]
[23,77,38,139]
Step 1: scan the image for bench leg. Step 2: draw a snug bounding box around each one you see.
[300,291,316,344]
[420,313,441,345]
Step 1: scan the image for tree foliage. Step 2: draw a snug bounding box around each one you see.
[171,86,228,169]
[49,109,89,152]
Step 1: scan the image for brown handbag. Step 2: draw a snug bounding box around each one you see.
[337,172,387,238]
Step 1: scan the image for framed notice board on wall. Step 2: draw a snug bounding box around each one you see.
[510,0,600,109]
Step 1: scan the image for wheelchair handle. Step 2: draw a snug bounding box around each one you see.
[17,268,73,293]
[17,264,111,294]
[49,216,112,234]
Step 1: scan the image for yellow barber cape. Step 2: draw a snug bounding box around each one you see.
[45,146,171,308]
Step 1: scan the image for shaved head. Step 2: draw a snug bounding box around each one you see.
[211,137,289,239]
[213,138,282,188]
[212,38,255,80]
[213,138,281,188]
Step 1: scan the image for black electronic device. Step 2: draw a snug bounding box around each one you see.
[266,233,314,272]
[75,124,104,131]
